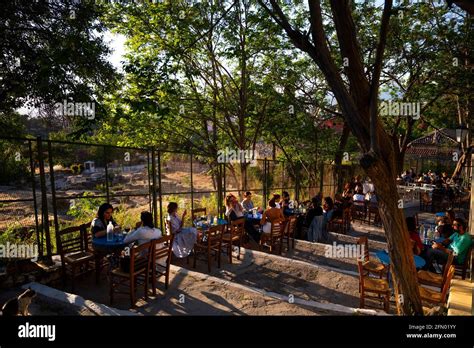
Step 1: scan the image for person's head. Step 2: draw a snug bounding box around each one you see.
[141,211,154,229]
[446,209,455,224]
[323,197,334,211]
[438,224,454,239]
[226,194,236,207]
[311,196,321,207]
[244,191,252,200]
[355,175,361,182]
[356,186,363,195]
[268,199,276,208]
[344,182,351,191]
[167,202,178,215]
[282,191,290,199]
[272,193,281,201]
[97,203,114,223]
[405,217,417,233]
[453,218,466,234]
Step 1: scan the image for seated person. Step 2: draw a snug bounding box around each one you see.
[272,193,282,209]
[352,188,365,206]
[124,211,162,246]
[241,191,255,212]
[91,203,120,238]
[281,191,293,216]
[437,223,454,240]
[303,196,323,227]
[423,218,472,271]
[226,194,260,243]
[406,217,423,255]
[260,199,285,234]
[166,202,197,258]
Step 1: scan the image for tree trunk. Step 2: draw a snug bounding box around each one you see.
[333,122,350,193]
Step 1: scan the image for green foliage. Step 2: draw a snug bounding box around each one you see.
[66,192,102,222]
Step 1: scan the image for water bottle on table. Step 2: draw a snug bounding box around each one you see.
[107,221,114,242]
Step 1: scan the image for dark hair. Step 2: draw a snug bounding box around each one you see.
[226,195,235,206]
[97,203,114,225]
[167,202,178,214]
[446,209,455,223]
[323,197,334,210]
[141,211,154,229]
[244,191,252,197]
[268,199,276,208]
[272,193,281,201]
[438,224,454,239]
[282,191,289,198]
[453,217,466,230]
[311,196,320,207]
[405,217,417,233]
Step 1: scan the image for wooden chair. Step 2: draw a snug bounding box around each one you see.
[352,203,367,223]
[419,265,455,306]
[260,220,286,255]
[454,243,473,280]
[150,235,174,294]
[221,218,245,264]
[357,236,387,279]
[367,203,381,226]
[57,224,95,292]
[418,251,454,288]
[191,208,207,221]
[193,224,224,272]
[357,260,391,313]
[420,192,432,212]
[109,241,153,308]
[283,215,297,250]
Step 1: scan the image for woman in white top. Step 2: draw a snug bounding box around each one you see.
[166,202,197,258]
[225,194,244,220]
[124,211,162,246]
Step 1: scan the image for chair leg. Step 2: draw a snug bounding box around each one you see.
[165,265,169,290]
[360,290,365,308]
[228,244,232,264]
[384,293,390,313]
[130,276,136,308]
[207,249,212,273]
[152,266,157,296]
[71,265,76,292]
[109,276,114,305]
[237,243,241,260]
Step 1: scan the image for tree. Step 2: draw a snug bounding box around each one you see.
[257,0,425,314]
[0,0,117,135]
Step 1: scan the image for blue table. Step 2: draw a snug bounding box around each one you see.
[92,236,128,252]
[376,250,426,269]
[245,213,262,225]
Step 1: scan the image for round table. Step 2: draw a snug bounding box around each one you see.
[92,236,128,252]
[245,213,262,225]
[375,250,426,269]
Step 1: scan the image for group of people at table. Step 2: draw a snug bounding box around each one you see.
[88,190,311,270]
[406,211,472,271]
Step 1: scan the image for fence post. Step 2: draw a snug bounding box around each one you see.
[28,140,42,258]
[104,146,110,203]
[36,137,52,264]
[157,150,163,232]
[190,153,194,213]
[263,158,268,208]
[150,148,159,228]
[47,140,60,256]
[217,162,223,218]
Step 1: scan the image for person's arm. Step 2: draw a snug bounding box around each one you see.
[91,220,106,238]
[124,227,142,244]
[260,211,267,225]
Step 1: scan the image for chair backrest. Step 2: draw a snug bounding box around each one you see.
[230,218,245,238]
[462,243,473,267]
[153,234,174,264]
[129,240,153,275]
[442,250,455,280]
[271,220,285,239]
[356,260,365,286]
[286,216,297,235]
[192,208,207,221]
[440,265,455,303]
[206,224,225,247]
[57,224,89,256]
[356,236,370,262]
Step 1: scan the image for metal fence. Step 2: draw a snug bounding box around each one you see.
[0,136,332,262]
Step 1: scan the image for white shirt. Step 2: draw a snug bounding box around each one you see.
[353,194,365,204]
[124,226,162,246]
